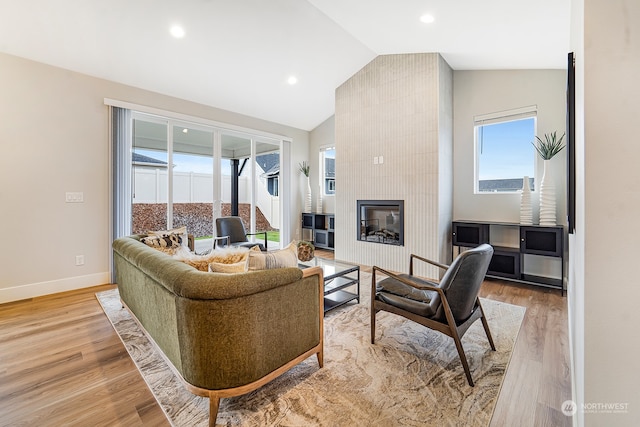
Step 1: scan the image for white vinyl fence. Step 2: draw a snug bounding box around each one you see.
[133,168,279,226]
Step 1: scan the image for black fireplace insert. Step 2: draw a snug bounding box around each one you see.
[357,200,404,246]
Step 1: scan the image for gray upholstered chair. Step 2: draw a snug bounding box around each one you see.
[371,244,495,386]
[215,216,267,251]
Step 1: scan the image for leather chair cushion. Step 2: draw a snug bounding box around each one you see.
[376,274,441,318]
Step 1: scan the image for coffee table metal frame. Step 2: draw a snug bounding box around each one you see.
[299,258,360,313]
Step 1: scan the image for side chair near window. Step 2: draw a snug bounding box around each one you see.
[215,216,268,251]
[371,244,495,386]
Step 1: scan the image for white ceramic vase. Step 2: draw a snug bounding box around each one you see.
[539,160,556,226]
[520,176,533,225]
[304,178,312,213]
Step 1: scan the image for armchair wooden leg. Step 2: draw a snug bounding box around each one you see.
[371,270,377,344]
[371,309,376,344]
[478,300,496,351]
[316,350,323,368]
[208,395,220,427]
[452,334,474,387]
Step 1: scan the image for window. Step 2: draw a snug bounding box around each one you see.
[320,146,335,195]
[475,107,537,193]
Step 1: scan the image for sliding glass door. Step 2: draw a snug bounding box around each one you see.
[129,112,282,251]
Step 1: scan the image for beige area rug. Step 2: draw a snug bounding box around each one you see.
[96,274,525,427]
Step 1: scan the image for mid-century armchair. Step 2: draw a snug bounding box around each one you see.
[371,244,495,386]
[215,216,267,251]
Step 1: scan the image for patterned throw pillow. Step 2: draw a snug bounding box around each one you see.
[148,226,188,247]
[247,242,297,271]
[140,233,183,255]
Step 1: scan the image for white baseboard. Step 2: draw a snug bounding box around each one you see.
[0,272,111,304]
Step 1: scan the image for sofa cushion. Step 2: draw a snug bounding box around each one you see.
[208,260,248,274]
[247,242,297,270]
[173,246,252,271]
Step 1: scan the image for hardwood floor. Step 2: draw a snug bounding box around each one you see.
[0,250,571,427]
[0,285,169,427]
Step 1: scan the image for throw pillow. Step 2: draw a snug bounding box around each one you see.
[247,242,297,271]
[173,246,252,271]
[140,233,183,255]
[208,260,248,274]
[148,226,188,247]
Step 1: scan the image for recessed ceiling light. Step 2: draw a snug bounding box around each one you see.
[170,25,185,38]
[287,76,298,85]
[182,128,188,133]
[420,14,435,24]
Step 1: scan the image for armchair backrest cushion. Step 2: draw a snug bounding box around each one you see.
[436,244,493,322]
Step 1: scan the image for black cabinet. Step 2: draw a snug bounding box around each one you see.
[452,222,489,247]
[302,213,335,250]
[520,226,563,257]
[489,247,521,279]
[452,221,565,294]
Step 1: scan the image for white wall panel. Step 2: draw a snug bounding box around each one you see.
[335,53,453,277]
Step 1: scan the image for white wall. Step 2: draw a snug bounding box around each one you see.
[0,52,309,303]
[580,0,640,425]
[453,70,567,224]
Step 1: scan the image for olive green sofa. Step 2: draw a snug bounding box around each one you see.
[112,235,324,426]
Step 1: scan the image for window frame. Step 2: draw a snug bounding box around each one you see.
[473,106,538,195]
[319,145,335,196]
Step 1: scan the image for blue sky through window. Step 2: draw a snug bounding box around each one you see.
[477,117,535,182]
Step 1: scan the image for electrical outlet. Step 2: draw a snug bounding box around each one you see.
[75,255,85,266]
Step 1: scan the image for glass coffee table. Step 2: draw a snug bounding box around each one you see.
[298,258,360,313]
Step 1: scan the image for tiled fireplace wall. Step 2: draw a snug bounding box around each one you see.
[334,53,453,277]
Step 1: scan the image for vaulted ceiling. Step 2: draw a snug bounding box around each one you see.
[0,0,570,131]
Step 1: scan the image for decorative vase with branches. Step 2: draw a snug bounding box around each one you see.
[298,161,312,213]
[532,131,565,226]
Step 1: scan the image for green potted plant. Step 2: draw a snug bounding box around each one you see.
[532,131,566,160]
[299,161,312,212]
[298,161,310,177]
[532,131,566,226]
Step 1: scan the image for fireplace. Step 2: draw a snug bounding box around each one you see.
[357,200,404,246]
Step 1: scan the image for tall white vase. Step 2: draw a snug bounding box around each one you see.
[304,178,312,213]
[520,176,533,225]
[539,160,556,226]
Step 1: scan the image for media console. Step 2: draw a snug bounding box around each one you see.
[302,213,335,250]
[452,220,565,295]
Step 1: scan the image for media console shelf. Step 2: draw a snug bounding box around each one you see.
[452,220,565,295]
[302,213,335,250]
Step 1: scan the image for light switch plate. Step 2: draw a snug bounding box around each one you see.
[66,192,84,203]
